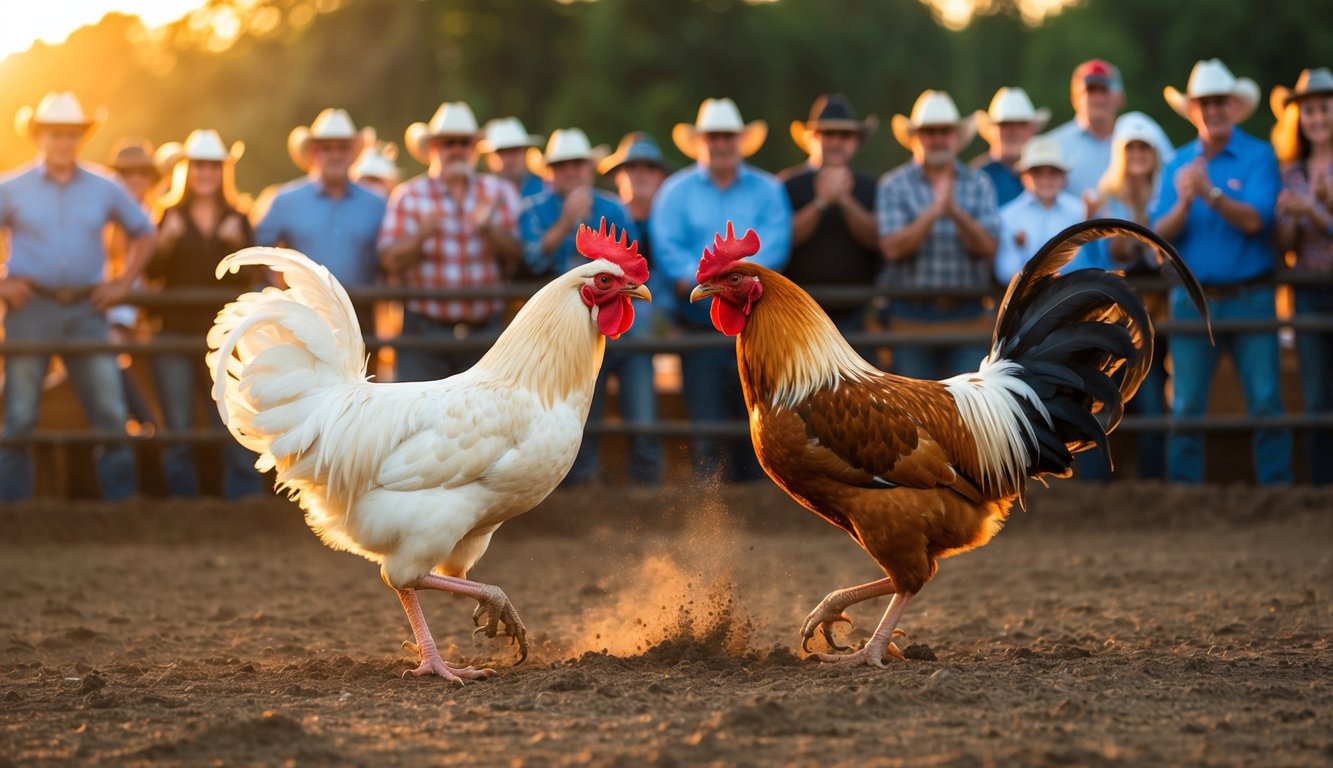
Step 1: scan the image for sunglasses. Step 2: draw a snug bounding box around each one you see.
[434,137,475,149]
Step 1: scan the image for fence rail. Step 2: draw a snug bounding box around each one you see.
[1,273,1330,448]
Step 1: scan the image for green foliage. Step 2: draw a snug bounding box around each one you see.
[0,0,1327,192]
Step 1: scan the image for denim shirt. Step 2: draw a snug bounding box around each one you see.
[649,163,792,328]
[519,187,638,277]
[0,161,151,286]
[255,178,387,287]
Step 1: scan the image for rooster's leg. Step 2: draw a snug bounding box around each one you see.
[800,577,897,653]
[396,588,496,683]
[419,573,529,663]
[815,592,914,668]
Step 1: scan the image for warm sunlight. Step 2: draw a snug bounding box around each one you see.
[0,0,206,60]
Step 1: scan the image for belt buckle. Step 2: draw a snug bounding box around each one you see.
[452,323,471,340]
[53,287,82,304]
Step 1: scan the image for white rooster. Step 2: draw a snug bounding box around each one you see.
[206,221,651,683]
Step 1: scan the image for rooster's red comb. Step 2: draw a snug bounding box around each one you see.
[576,218,649,283]
[695,221,761,283]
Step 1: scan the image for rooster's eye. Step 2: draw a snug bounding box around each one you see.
[597,275,611,286]
[728,274,742,285]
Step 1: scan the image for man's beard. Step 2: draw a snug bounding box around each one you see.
[924,149,955,167]
[443,159,472,178]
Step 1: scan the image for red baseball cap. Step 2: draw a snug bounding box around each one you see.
[1073,59,1122,92]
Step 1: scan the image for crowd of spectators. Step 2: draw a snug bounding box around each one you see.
[2,57,1331,500]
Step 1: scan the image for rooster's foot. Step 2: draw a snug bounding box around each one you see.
[404,650,495,684]
[799,599,856,653]
[814,639,906,669]
[472,586,529,663]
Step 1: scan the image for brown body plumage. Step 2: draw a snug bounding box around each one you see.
[692,219,1210,666]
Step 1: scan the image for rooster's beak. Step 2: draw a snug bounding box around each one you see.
[622,284,652,301]
[688,284,717,303]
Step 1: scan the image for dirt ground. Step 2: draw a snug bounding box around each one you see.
[1,481,1330,767]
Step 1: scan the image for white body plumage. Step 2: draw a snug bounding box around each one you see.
[207,247,612,588]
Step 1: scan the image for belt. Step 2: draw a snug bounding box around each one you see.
[1201,274,1271,301]
[30,283,96,304]
[895,297,984,312]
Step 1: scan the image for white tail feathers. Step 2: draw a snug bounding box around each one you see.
[943,358,1050,496]
[207,247,370,472]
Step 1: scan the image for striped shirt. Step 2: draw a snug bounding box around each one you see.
[875,160,999,290]
[377,172,520,322]
[1279,161,1333,274]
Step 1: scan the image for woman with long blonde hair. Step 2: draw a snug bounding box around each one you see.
[1271,67,1333,485]
[147,129,262,499]
[1091,112,1175,480]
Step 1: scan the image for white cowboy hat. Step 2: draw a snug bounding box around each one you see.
[1269,67,1333,119]
[353,140,399,182]
[525,128,609,177]
[1163,59,1261,123]
[974,87,1051,136]
[287,108,372,171]
[405,102,481,163]
[891,90,977,150]
[155,129,245,169]
[1016,136,1070,173]
[14,91,106,142]
[1111,111,1175,163]
[671,98,767,160]
[479,117,544,154]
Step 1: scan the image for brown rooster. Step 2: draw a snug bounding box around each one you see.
[689,220,1210,667]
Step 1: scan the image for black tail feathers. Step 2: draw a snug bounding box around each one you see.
[990,219,1211,478]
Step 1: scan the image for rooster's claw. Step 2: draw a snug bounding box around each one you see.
[471,586,529,664]
[800,597,854,654]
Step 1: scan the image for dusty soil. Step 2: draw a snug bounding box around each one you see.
[1,482,1330,767]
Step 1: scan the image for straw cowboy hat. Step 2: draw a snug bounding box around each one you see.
[598,131,672,176]
[1015,136,1070,174]
[287,108,373,171]
[974,87,1051,136]
[14,91,106,141]
[1163,59,1261,123]
[405,102,481,163]
[155,129,245,169]
[672,98,767,160]
[108,137,162,180]
[353,140,400,183]
[789,94,878,155]
[1269,67,1333,119]
[525,128,609,178]
[479,117,543,154]
[891,90,977,150]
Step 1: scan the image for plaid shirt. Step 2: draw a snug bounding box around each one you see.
[377,172,520,322]
[875,160,999,291]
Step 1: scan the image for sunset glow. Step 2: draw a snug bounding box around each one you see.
[0,1,206,61]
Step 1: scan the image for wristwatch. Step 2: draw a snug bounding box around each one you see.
[1207,186,1224,206]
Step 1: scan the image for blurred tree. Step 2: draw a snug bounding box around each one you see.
[0,0,1328,193]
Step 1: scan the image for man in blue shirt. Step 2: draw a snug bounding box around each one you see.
[0,92,155,502]
[520,128,661,486]
[1043,60,1124,202]
[651,98,792,482]
[1152,59,1291,485]
[256,108,387,334]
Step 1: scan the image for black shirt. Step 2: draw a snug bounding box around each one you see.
[781,166,881,295]
[147,202,254,335]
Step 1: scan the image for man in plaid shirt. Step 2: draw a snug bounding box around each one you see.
[379,101,522,382]
[877,89,1000,380]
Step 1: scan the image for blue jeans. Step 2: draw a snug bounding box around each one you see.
[1128,343,1169,480]
[567,348,663,486]
[1294,284,1333,485]
[884,301,992,379]
[151,342,263,499]
[678,333,762,482]
[1167,286,1292,485]
[0,297,135,501]
[396,311,500,383]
